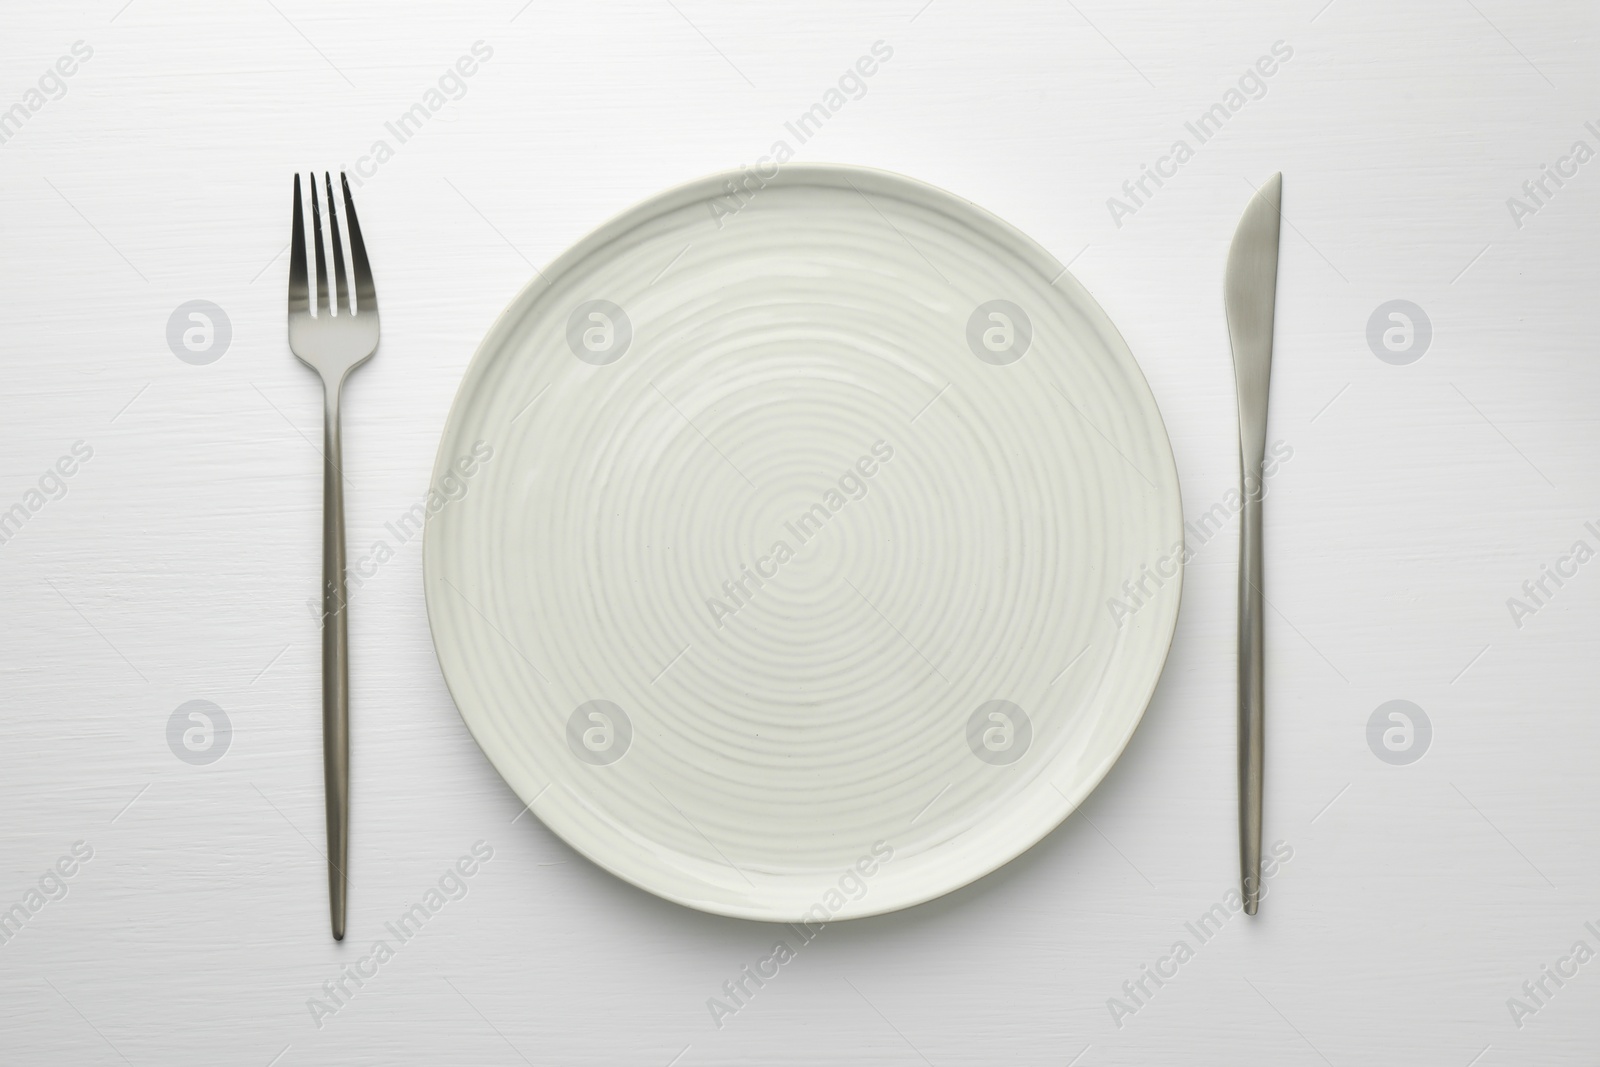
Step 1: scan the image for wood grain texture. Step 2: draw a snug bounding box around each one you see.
[1,1,1597,1063]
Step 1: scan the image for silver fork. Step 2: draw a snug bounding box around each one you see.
[287,172,379,941]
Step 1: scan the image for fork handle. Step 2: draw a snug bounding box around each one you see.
[321,382,350,941]
[1237,462,1265,915]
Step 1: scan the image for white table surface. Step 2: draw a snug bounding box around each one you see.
[3,1,1597,1063]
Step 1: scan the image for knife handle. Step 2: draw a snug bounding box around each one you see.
[1238,463,1265,915]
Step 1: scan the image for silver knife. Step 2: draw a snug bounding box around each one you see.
[1224,173,1281,915]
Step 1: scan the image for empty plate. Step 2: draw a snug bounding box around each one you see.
[424,164,1182,921]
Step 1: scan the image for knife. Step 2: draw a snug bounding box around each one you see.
[1224,173,1281,915]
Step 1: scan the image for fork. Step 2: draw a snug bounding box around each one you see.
[287,172,379,941]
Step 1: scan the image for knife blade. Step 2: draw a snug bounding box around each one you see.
[1224,172,1281,916]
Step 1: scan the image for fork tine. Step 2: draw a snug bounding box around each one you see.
[341,174,377,313]
[323,172,350,314]
[310,172,329,314]
[288,174,308,314]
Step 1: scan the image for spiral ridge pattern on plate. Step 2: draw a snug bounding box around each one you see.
[423,165,1183,921]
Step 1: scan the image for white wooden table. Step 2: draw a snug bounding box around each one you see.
[2,1,1596,1063]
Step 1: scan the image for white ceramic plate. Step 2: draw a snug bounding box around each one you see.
[424,164,1182,922]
